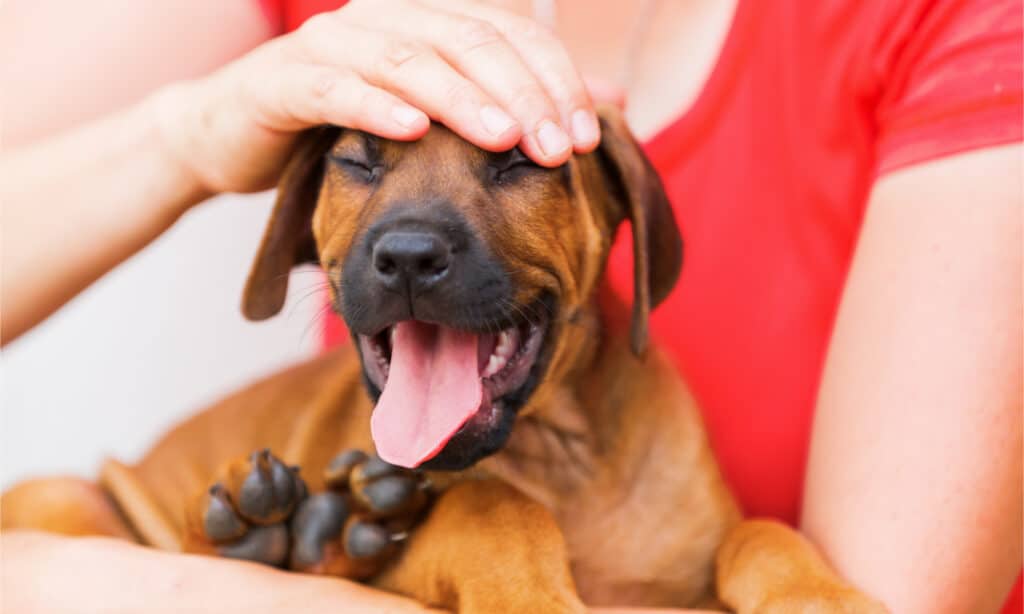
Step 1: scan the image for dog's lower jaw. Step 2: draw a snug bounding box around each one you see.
[418,400,518,471]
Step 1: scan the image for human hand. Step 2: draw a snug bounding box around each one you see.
[152,0,598,197]
[1,530,442,613]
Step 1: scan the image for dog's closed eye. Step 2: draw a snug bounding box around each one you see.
[328,133,384,184]
[328,153,383,184]
[487,148,541,185]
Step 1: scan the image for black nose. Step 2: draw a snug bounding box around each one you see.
[372,230,452,291]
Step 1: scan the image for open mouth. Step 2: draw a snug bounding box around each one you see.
[356,311,548,469]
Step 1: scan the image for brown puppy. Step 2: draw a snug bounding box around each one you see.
[3,109,886,613]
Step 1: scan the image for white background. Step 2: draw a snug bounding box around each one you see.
[1,192,322,488]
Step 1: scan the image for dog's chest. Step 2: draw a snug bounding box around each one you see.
[553,473,722,607]
[484,413,733,608]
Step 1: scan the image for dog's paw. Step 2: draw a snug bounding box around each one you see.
[195,449,306,566]
[290,449,431,578]
[190,448,431,578]
[325,450,430,519]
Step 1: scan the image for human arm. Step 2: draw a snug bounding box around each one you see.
[801,144,1023,613]
[0,531,439,614]
[2,530,719,614]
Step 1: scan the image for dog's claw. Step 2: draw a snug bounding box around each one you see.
[202,483,247,542]
[236,450,304,524]
[218,523,290,567]
[290,466,308,501]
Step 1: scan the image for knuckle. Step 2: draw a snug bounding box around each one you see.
[375,39,428,76]
[308,69,337,100]
[297,12,333,38]
[508,85,554,118]
[293,13,347,59]
[356,88,385,115]
[442,80,479,108]
[548,82,585,110]
[510,16,552,42]
[455,17,503,52]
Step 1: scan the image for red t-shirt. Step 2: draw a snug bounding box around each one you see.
[262,0,1023,610]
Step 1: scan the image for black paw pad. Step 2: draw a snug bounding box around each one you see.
[323,450,369,489]
[355,474,421,516]
[342,454,429,518]
[202,483,246,542]
[344,520,395,560]
[290,492,351,569]
[218,523,290,567]
[237,449,305,524]
[351,455,402,484]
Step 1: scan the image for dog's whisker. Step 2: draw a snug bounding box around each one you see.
[297,303,335,348]
[284,284,334,321]
[265,268,329,286]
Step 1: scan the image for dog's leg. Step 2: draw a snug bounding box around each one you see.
[1,477,136,540]
[375,479,585,614]
[185,448,430,579]
[716,519,888,613]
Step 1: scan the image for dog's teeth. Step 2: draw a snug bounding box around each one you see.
[482,354,507,379]
[482,328,519,378]
[495,329,516,358]
[388,326,396,347]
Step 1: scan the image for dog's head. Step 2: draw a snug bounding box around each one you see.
[242,108,681,471]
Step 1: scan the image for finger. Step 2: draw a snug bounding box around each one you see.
[296,18,522,152]
[245,58,429,139]
[585,76,627,108]
[420,0,599,154]
[385,6,572,166]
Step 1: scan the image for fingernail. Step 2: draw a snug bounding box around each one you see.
[480,105,516,136]
[536,120,571,158]
[391,105,425,129]
[571,109,599,145]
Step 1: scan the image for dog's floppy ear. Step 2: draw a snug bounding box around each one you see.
[242,126,341,321]
[595,106,683,356]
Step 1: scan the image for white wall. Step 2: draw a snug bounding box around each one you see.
[1,192,323,488]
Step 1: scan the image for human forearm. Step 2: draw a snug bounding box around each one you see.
[802,145,1023,613]
[1,92,210,344]
[1,531,440,614]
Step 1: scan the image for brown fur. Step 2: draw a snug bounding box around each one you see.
[2,108,885,613]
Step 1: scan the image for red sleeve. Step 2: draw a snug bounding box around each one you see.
[256,0,347,34]
[871,0,1023,175]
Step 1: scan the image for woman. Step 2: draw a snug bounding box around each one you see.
[2,0,1020,612]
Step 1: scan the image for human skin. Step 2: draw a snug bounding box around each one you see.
[2,1,1020,612]
[802,143,1023,614]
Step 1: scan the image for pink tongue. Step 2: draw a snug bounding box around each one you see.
[371,321,482,468]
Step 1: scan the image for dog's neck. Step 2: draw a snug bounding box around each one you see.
[481,294,640,508]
